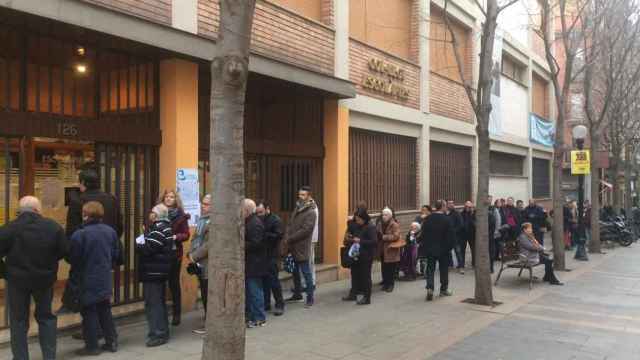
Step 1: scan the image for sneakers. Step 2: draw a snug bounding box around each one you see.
[192,327,207,335]
[285,294,304,303]
[440,289,453,297]
[426,289,434,301]
[146,338,168,348]
[356,297,371,305]
[247,320,267,328]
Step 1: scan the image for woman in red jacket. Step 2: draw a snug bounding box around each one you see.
[158,190,190,326]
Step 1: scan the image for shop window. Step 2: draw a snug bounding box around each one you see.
[350,128,417,212]
[490,151,525,176]
[430,141,471,205]
[533,157,551,198]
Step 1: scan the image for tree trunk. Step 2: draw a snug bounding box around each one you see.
[624,145,633,217]
[589,132,602,254]
[204,1,257,359]
[609,149,621,213]
[474,118,493,305]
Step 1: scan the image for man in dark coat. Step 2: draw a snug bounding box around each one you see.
[446,200,463,269]
[63,168,123,320]
[244,199,268,327]
[257,200,285,316]
[70,201,120,355]
[523,199,546,245]
[285,186,318,307]
[460,201,476,270]
[0,196,68,360]
[419,200,456,301]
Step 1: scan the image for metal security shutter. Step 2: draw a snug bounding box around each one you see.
[430,141,471,205]
[349,128,417,212]
[490,151,525,176]
[532,158,551,198]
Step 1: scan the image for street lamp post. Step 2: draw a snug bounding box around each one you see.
[573,125,589,261]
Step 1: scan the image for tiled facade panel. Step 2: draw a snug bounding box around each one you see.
[83,0,171,25]
[198,0,334,75]
[349,40,420,109]
[429,73,474,122]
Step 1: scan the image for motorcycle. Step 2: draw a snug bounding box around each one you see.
[599,216,634,247]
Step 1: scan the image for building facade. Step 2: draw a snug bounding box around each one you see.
[0,0,556,332]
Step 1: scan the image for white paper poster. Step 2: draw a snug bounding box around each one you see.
[176,168,200,227]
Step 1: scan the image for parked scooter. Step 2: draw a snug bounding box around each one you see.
[599,216,634,247]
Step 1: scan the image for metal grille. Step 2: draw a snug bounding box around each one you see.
[430,141,471,205]
[349,128,417,212]
[96,143,158,305]
[532,158,551,198]
[490,151,525,176]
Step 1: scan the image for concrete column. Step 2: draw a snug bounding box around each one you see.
[159,58,199,311]
[171,0,198,34]
[323,99,349,268]
[333,0,349,80]
[420,124,430,205]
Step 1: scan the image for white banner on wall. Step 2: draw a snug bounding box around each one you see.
[489,29,504,136]
[177,168,200,226]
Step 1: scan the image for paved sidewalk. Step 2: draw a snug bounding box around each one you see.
[1,245,634,360]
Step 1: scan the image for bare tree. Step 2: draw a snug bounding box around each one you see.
[581,0,640,254]
[204,1,257,359]
[441,0,519,306]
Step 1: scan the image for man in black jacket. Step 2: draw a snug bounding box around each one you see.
[419,200,456,301]
[523,199,546,245]
[0,196,68,360]
[257,200,285,316]
[244,199,268,328]
[446,200,463,271]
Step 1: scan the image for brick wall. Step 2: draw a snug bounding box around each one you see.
[83,0,171,25]
[320,0,334,27]
[198,0,335,75]
[349,39,420,109]
[409,0,420,64]
[429,72,474,122]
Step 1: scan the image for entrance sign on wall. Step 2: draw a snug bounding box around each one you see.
[177,168,200,226]
[362,57,410,100]
[571,150,591,175]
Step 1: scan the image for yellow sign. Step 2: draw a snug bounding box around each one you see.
[571,150,590,175]
[362,57,410,101]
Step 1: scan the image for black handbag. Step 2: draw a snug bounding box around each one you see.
[340,246,354,269]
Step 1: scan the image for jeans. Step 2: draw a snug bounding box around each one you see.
[81,300,117,351]
[309,243,317,287]
[198,276,208,315]
[8,283,57,360]
[168,258,182,318]
[245,277,266,322]
[349,258,373,299]
[292,261,314,302]
[455,237,468,269]
[425,254,450,291]
[381,262,398,288]
[262,260,284,310]
[143,281,169,341]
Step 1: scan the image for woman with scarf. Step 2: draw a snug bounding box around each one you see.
[158,190,190,326]
[342,208,377,305]
[377,207,403,293]
[518,223,563,286]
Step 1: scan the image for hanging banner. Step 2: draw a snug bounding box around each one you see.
[571,150,591,175]
[176,168,201,226]
[489,29,503,136]
[529,113,555,147]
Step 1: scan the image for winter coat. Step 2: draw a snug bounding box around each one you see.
[189,214,210,279]
[377,220,402,263]
[0,211,68,289]
[70,221,120,306]
[66,189,123,238]
[168,208,190,260]
[488,206,501,240]
[137,220,174,282]
[286,200,318,262]
[344,221,377,262]
[245,213,268,278]
[418,213,455,258]
[447,209,464,242]
[461,209,476,241]
[517,233,542,266]
[262,213,284,260]
[523,205,546,232]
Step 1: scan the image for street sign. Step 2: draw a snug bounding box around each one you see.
[571,150,591,175]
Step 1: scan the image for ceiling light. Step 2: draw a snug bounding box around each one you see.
[75,64,87,74]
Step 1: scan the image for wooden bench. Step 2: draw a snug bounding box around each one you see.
[493,240,543,289]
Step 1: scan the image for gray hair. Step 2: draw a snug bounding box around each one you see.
[19,196,42,214]
[242,199,256,218]
[411,222,421,231]
[152,204,169,221]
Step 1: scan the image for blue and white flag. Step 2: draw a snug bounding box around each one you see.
[529,113,555,147]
